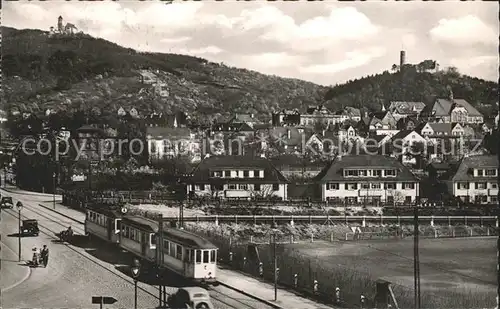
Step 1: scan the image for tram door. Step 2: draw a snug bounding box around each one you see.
[106,218,112,241]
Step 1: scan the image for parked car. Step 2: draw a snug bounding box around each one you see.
[167,287,213,309]
[0,196,14,209]
[21,219,39,236]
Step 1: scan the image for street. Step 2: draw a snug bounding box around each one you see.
[0,188,275,309]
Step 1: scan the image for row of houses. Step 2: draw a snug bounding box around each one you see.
[186,154,499,205]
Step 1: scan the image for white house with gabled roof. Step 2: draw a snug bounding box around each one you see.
[315,154,419,205]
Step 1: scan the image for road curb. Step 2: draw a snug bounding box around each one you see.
[37,204,84,225]
[216,281,283,309]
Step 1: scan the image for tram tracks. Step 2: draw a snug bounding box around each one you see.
[4,200,274,309]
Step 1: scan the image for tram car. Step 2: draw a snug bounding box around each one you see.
[119,216,218,283]
[84,207,123,244]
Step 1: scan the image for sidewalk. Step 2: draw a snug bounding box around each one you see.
[0,238,31,293]
[217,267,335,309]
[38,200,335,309]
[38,202,85,224]
[1,187,62,200]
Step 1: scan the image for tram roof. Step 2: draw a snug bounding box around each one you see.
[121,216,159,233]
[86,206,123,218]
[162,228,217,250]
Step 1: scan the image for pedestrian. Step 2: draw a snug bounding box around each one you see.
[41,245,49,268]
[32,246,39,266]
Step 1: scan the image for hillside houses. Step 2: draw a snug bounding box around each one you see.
[420,95,483,124]
[388,101,425,121]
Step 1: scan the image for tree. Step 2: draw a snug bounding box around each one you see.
[391,190,405,207]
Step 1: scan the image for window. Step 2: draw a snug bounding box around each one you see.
[169,242,176,257]
[405,196,412,203]
[196,250,202,264]
[403,183,415,189]
[327,183,339,190]
[358,170,367,177]
[486,169,497,176]
[203,250,209,263]
[272,184,279,191]
[164,240,170,254]
[254,184,261,191]
[213,171,222,177]
[238,184,248,190]
[224,170,231,177]
[254,170,260,178]
[457,182,469,190]
[361,183,370,189]
[243,170,249,177]
[345,183,357,190]
[150,234,156,246]
[176,244,183,260]
[475,182,487,190]
[228,184,237,190]
[124,226,129,238]
[151,142,157,153]
[189,249,195,262]
[491,183,498,189]
[130,228,135,241]
[385,183,396,190]
[371,183,381,189]
[385,170,396,177]
[477,169,483,176]
[210,250,216,263]
[163,140,169,153]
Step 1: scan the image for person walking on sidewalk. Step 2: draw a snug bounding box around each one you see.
[40,245,49,268]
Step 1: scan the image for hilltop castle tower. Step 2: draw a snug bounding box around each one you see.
[400,50,406,68]
[58,16,63,33]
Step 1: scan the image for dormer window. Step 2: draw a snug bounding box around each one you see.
[477,169,483,177]
[385,169,397,177]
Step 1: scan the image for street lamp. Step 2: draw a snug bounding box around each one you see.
[53,171,56,209]
[131,258,141,309]
[16,201,23,262]
[271,222,279,302]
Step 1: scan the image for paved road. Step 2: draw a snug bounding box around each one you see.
[0,188,274,309]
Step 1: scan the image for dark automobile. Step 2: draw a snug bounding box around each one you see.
[0,196,14,209]
[167,287,213,309]
[21,219,39,236]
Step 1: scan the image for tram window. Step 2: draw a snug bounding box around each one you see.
[186,249,191,262]
[124,226,129,238]
[176,245,183,260]
[169,243,176,257]
[130,229,135,241]
[115,220,121,231]
[210,250,216,263]
[203,250,209,264]
[150,234,156,247]
[195,250,201,264]
[189,249,194,262]
[164,240,169,254]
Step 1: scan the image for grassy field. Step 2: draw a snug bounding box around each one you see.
[286,237,496,306]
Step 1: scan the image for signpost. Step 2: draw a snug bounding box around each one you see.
[91,296,117,309]
[131,258,141,309]
[16,201,23,262]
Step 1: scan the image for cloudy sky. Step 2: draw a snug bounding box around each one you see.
[3,1,498,85]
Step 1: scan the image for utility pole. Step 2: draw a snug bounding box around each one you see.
[413,204,421,309]
[157,214,164,307]
[496,121,500,309]
[273,233,278,302]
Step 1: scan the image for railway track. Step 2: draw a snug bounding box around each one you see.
[3,201,276,309]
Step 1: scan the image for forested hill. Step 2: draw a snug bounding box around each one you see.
[325,64,498,114]
[2,26,498,120]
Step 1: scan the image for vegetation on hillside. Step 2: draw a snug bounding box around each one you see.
[1,26,497,121]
